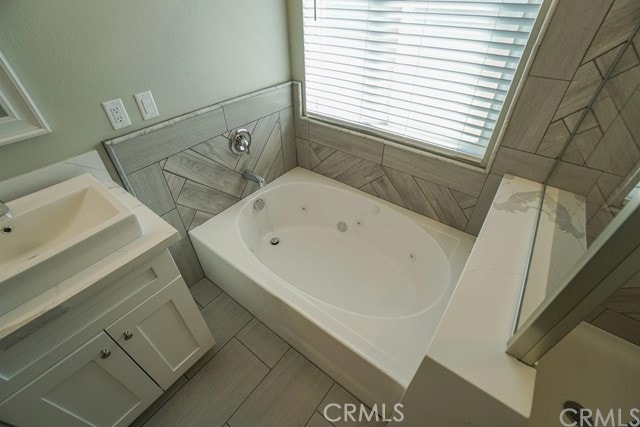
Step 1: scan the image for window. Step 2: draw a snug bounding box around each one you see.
[302,0,545,161]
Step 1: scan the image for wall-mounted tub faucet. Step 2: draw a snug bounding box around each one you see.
[229,128,252,155]
[243,170,265,188]
[0,200,10,219]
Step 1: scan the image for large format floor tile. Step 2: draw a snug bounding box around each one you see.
[185,292,253,378]
[134,286,386,427]
[189,277,223,308]
[306,412,333,427]
[228,348,333,427]
[319,384,386,427]
[145,339,269,427]
[236,318,290,368]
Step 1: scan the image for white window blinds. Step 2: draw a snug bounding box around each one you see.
[302,0,544,159]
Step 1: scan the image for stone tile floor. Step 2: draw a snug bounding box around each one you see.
[132,278,385,427]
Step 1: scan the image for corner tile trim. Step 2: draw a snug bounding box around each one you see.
[104,81,294,147]
[104,82,294,178]
[104,104,226,148]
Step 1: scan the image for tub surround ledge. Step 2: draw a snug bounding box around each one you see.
[395,175,542,427]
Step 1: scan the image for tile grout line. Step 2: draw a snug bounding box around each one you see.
[197,282,225,308]
[140,318,260,426]
[225,105,294,133]
[221,105,230,133]
[576,0,618,67]
[223,334,338,427]
[277,117,288,175]
[179,332,252,388]
[183,291,254,379]
[312,410,337,427]
[234,326,283,370]
[221,339,282,426]
[137,375,190,426]
[545,26,640,183]
[307,381,337,427]
[236,316,292,370]
[139,330,242,427]
[124,138,215,176]
[164,150,247,200]
[187,285,386,427]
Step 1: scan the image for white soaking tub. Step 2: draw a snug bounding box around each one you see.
[190,168,474,406]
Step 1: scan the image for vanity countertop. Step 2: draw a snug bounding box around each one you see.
[0,153,179,350]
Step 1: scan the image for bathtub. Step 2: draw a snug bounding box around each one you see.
[190,168,474,406]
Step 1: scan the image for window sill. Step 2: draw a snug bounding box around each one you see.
[292,83,490,175]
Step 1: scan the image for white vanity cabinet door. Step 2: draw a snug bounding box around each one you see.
[0,331,162,427]
[106,278,215,390]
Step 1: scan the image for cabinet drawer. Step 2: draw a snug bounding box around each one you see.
[106,278,215,390]
[0,331,162,427]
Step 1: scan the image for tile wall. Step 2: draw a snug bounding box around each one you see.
[588,271,640,348]
[538,7,640,345]
[566,31,640,347]
[294,0,640,238]
[294,97,511,236]
[105,84,296,286]
[560,34,640,241]
[295,117,493,234]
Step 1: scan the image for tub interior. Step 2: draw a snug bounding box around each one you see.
[238,182,451,318]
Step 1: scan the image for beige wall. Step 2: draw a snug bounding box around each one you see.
[0,0,291,181]
[286,0,304,83]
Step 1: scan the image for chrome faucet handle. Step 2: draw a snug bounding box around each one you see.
[229,129,252,155]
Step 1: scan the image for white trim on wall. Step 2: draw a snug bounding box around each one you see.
[0,49,51,147]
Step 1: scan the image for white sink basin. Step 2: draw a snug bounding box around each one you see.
[0,174,142,318]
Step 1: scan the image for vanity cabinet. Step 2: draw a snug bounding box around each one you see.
[0,332,162,427]
[105,277,214,390]
[0,250,215,427]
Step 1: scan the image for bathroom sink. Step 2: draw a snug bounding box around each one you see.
[0,174,142,318]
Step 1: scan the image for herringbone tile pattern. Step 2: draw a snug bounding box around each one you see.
[307,141,478,232]
[105,85,296,286]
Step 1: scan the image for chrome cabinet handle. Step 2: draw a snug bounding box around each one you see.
[100,349,111,359]
[123,330,133,341]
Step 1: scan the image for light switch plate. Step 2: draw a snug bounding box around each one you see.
[101,98,132,130]
[134,90,159,120]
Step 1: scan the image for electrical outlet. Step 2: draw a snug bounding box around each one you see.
[102,98,132,130]
[134,90,159,120]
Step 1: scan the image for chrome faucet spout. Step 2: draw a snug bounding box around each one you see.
[242,170,265,188]
[0,200,11,219]
[243,170,265,188]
